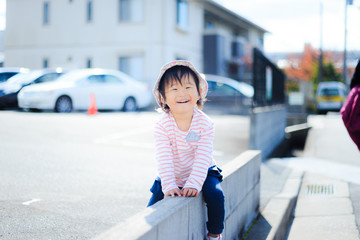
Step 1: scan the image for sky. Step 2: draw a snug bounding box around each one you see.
[217,0,360,53]
[0,0,359,53]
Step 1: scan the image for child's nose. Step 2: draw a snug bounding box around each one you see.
[179,88,187,95]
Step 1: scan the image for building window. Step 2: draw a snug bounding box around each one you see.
[205,20,214,30]
[119,0,130,21]
[87,0,93,22]
[119,56,144,81]
[119,0,143,22]
[259,37,264,46]
[43,58,49,68]
[119,57,129,73]
[87,58,92,68]
[176,0,188,29]
[43,2,50,25]
[231,42,244,58]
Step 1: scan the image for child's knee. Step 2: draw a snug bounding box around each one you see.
[150,180,164,197]
[212,187,224,202]
[203,185,224,203]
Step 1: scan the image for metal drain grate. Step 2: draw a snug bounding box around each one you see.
[306,184,335,195]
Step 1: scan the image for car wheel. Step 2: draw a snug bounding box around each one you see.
[55,96,72,113]
[123,97,137,112]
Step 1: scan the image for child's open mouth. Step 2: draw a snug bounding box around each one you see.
[177,100,189,104]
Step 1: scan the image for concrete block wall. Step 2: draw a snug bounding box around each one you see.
[92,150,261,240]
[249,105,286,159]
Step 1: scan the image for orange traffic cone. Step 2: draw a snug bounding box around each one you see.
[87,93,98,115]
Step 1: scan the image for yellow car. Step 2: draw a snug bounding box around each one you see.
[316,81,348,114]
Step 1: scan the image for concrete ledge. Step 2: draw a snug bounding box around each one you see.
[250,106,286,159]
[246,169,303,240]
[92,150,261,240]
[262,170,303,240]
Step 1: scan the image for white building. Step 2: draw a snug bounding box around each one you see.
[4,0,266,85]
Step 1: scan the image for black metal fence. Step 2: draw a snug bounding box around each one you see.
[252,48,285,107]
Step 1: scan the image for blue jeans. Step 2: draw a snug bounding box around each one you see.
[147,166,225,235]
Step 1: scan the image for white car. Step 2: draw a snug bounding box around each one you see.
[0,67,29,95]
[0,68,63,109]
[18,68,152,113]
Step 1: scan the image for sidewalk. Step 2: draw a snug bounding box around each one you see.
[246,113,360,240]
[288,172,359,240]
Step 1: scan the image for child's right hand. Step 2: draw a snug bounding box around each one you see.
[164,188,182,198]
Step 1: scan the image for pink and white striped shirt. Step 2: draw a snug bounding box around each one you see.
[153,108,216,193]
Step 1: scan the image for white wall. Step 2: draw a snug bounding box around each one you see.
[5,0,205,84]
[5,0,151,70]
[4,0,264,86]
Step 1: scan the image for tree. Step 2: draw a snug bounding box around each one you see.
[283,44,343,93]
[284,44,318,82]
[311,61,343,94]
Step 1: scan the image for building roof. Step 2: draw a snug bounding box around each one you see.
[200,0,268,33]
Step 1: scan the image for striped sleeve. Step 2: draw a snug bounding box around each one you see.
[183,121,215,192]
[153,121,178,194]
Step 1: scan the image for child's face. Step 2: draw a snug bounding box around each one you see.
[162,74,200,115]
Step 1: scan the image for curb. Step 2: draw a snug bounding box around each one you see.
[246,169,303,240]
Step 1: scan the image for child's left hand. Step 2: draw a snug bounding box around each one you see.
[182,188,199,197]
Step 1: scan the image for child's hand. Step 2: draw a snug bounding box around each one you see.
[182,188,199,197]
[164,188,182,198]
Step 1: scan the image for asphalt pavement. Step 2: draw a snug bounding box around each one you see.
[246,112,360,240]
[0,110,250,240]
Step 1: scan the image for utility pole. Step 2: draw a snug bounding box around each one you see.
[318,1,323,83]
[343,0,348,85]
[344,0,353,86]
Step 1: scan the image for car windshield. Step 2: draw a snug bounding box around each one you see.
[57,71,94,82]
[320,88,339,96]
[6,71,44,85]
[206,75,254,98]
[35,72,63,83]
[0,72,19,82]
[208,81,237,96]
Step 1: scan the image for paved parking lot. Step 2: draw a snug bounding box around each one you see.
[0,110,250,239]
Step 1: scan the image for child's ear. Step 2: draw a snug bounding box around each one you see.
[160,94,166,104]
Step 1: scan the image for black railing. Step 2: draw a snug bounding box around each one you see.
[252,48,285,107]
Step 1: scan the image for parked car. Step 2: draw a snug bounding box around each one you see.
[18,68,152,113]
[0,69,64,109]
[0,67,29,96]
[315,81,348,114]
[202,74,254,114]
